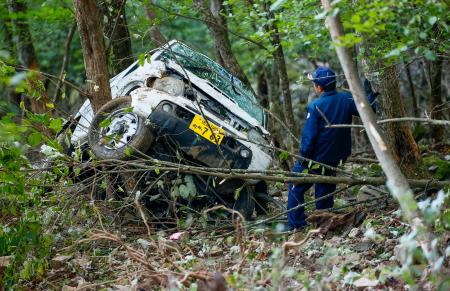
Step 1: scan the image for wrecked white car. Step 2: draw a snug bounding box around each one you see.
[65,40,275,219]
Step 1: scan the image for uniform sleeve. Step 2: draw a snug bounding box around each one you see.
[300,105,319,159]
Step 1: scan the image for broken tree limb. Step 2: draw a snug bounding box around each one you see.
[321,0,441,272]
[326,117,450,128]
[93,159,449,188]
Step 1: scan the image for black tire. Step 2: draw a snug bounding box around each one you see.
[254,191,286,215]
[233,185,255,221]
[88,96,153,160]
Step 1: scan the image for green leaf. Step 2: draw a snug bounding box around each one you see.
[311,163,320,170]
[442,211,450,230]
[99,118,112,128]
[270,0,287,11]
[28,132,42,146]
[49,118,63,133]
[424,50,436,61]
[428,16,437,26]
[278,151,289,161]
[154,167,160,175]
[234,186,242,200]
[138,54,146,66]
[308,160,313,168]
[124,146,133,156]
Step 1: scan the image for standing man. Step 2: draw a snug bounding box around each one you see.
[287,66,377,230]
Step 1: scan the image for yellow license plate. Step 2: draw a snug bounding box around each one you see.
[189,114,225,145]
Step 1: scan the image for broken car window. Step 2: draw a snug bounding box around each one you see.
[156,42,264,124]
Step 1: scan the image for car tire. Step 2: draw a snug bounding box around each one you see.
[88,96,153,160]
[233,185,255,221]
[254,191,286,215]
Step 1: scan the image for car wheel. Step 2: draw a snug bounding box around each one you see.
[233,185,255,221]
[254,191,286,215]
[253,180,286,214]
[88,96,153,160]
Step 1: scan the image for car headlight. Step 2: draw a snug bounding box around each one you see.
[240,149,250,158]
[162,103,173,112]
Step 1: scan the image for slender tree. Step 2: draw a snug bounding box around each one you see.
[193,0,251,87]
[100,0,134,75]
[429,55,444,143]
[368,63,424,177]
[262,1,298,149]
[74,0,112,113]
[7,0,48,113]
[53,22,77,102]
[321,0,440,273]
[145,1,167,46]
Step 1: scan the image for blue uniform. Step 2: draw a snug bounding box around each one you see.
[288,89,376,228]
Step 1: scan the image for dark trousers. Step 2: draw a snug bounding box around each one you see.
[287,160,336,228]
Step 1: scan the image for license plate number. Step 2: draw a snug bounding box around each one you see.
[189,114,225,145]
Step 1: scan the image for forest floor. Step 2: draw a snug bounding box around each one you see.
[37,187,446,289]
[9,147,450,290]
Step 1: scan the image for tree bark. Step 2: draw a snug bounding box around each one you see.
[0,3,15,58]
[429,56,444,143]
[8,0,48,113]
[262,3,298,149]
[74,0,112,113]
[53,22,76,102]
[100,0,134,75]
[145,2,167,46]
[193,0,251,87]
[370,64,423,177]
[1,3,19,109]
[321,0,440,272]
[405,63,418,117]
[256,63,269,109]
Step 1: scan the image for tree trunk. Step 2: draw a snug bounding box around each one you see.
[429,56,444,143]
[0,3,15,59]
[256,63,269,109]
[1,3,19,109]
[369,63,423,178]
[53,22,77,102]
[100,0,134,75]
[74,0,112,113]
[322,0,440,272]
[263,3,298,149]
[405,63,418,117]
[193,0,251,87]
[8,0,48,113]
[145,2,167,46]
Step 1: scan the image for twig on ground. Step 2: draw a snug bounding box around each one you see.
[282,228,322,257]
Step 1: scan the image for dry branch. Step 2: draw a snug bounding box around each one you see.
[282,228,321,257]
[95,159,449,188]
[327,117,450,128]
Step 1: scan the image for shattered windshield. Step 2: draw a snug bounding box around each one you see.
[156,42,263,124]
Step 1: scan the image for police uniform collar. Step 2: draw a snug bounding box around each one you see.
[321,89,337,97]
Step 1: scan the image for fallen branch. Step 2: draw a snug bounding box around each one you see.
[282,228,321,257]
[327,117,450,128]
[94,159,449,188]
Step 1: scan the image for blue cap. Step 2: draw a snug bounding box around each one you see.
[307,66,336,88]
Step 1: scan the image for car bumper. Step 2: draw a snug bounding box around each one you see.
[147,101,252,169]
